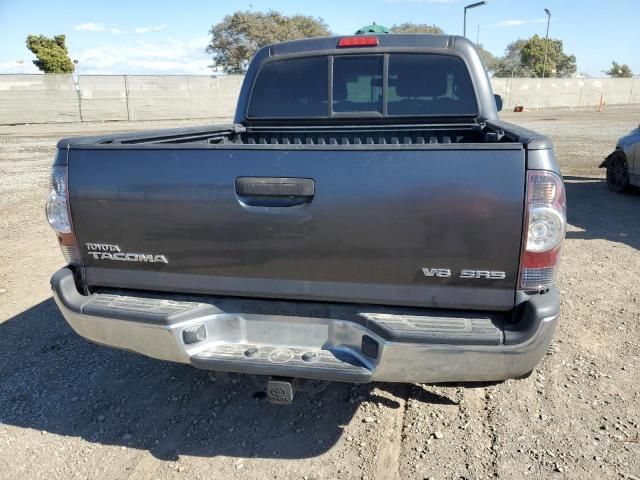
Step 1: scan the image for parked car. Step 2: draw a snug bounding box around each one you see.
[600,126,640,192]
[47,34,566,404]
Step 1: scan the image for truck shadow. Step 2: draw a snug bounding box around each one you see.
[563,175,640,250]
[0,299,454,461]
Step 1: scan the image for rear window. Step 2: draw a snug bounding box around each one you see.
[247,53,477,119]
[248,56,328,118]
[333,56,383,114]
[388,54,477,116]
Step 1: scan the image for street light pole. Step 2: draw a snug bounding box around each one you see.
[542,8,551,78]
[72,59,83,122]
[464,1,487,38]
[464,7,467,37]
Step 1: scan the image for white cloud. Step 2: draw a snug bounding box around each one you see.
[0,34,210,75]
[490,18,547,27]
[71,36,211,75]
[134,24,168,34]
[74,22,106,32]
[0,60,41,74]
[111,28,123,35]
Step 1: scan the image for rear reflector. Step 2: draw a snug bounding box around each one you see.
[337,36,379,48]
[521,266,556,289]
[60,244,83,265]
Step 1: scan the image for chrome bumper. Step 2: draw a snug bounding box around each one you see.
[51,268,559,384]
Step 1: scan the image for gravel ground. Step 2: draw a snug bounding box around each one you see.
[1,107,639,480]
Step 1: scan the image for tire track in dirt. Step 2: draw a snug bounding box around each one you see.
[459,386,499,479]
[374,384,409,480]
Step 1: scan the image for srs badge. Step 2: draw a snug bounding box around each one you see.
[85,243,169,264]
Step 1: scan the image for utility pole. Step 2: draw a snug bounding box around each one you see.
[542,8,551,78]
[464,1,486,38]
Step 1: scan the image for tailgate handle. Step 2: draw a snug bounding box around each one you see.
[235,177,315,207]
[236,177,314,197]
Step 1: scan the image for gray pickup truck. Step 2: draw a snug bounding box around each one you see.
[48,34,566,404]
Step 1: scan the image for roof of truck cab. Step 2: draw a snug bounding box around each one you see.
[267,34,458,57]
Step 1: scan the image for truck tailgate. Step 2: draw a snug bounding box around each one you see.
[68,145,525,311]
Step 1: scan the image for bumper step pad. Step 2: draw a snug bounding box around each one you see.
[358,312,503,345]
[81,293,217,324]
[191,344,372,383]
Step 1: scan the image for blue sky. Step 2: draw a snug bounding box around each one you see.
[0,0,638,76]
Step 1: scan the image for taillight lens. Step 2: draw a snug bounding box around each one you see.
[46,167,71,233]
[46,166,82,265]
[520,171,566,290]
[526,207,565,252]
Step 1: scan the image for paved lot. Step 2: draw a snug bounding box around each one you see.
[1,107,639,480]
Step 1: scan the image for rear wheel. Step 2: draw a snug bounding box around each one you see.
[606,152,630,193]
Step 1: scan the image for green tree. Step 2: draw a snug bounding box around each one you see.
[476,44,498,73]
[604,61,633,78]
[26,34,75,73]
[493,36,576,77]
[389,23,444,34]
[493,39,531,77]
[519,34,576,77]
[207,11,331,74]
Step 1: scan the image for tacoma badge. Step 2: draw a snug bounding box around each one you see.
[85,243,169,264]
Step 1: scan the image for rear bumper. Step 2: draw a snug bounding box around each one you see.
[51,267,559,384]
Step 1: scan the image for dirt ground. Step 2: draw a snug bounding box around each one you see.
[1,107,639,480]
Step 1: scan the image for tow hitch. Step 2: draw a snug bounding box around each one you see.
[209,372,330,404]
[267,378,296,405]
[262,376,330,405]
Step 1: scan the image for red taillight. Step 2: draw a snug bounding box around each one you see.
[337,36,379,48]
[519,171,566,290]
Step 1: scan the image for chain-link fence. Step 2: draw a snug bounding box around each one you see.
[1,74,638,125]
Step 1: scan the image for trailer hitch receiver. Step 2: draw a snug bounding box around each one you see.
[267,378,296,405]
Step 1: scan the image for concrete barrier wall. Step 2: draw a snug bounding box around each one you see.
[492,77,640,110]
[78,75,128,122]
[0,75,81,124]
[124,75,244,121]
[77,75,244,122]
[0,74,243,125]
[0,74,638,125]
